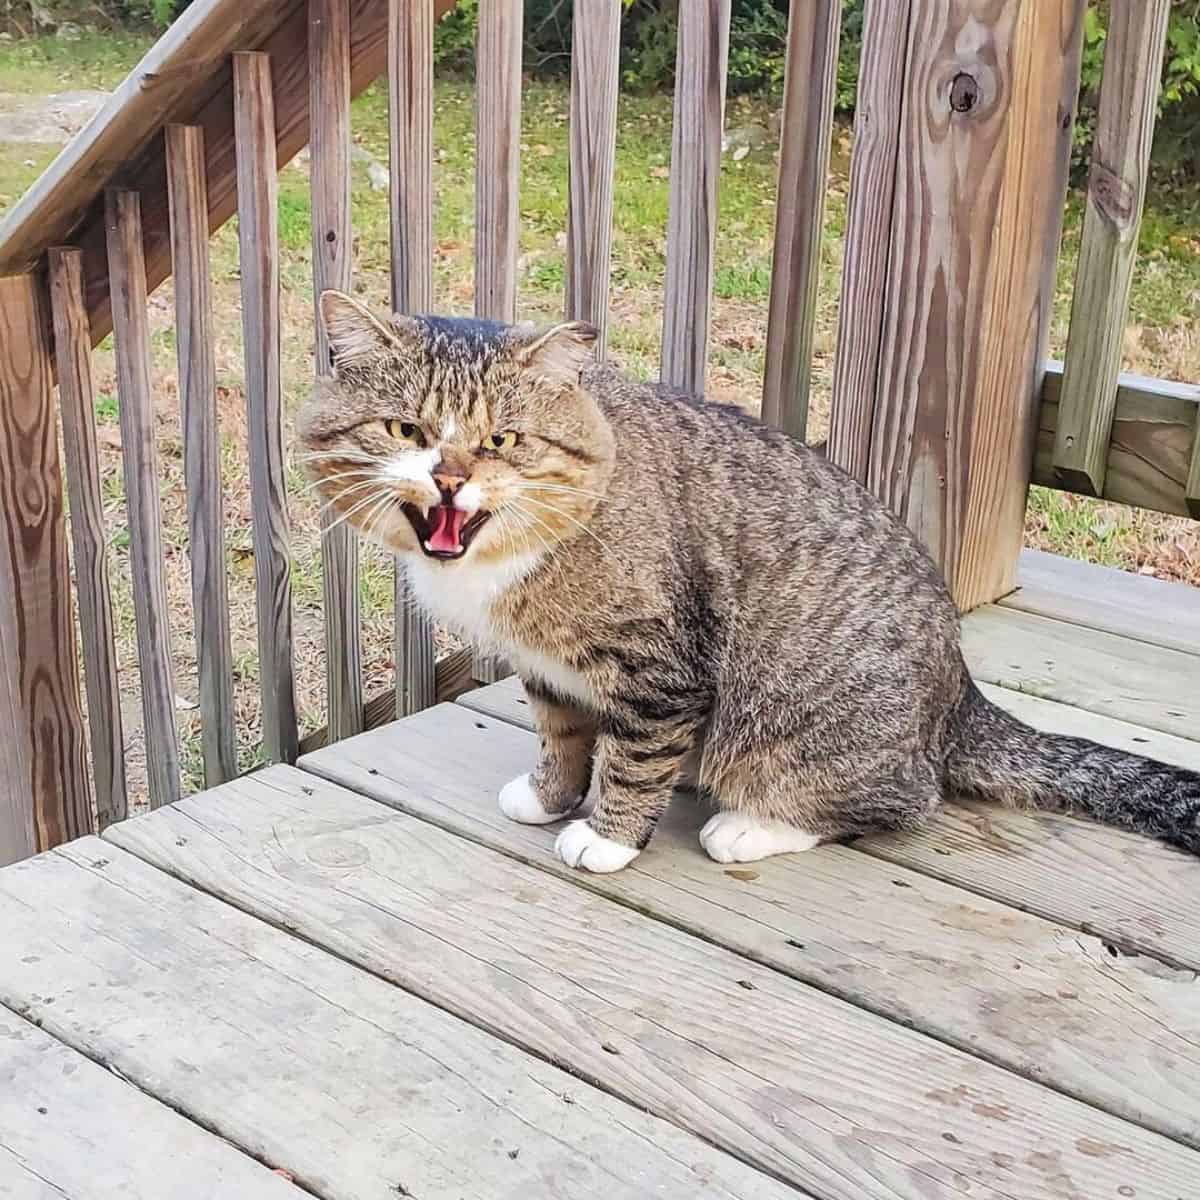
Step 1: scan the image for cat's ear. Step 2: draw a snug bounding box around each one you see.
[514,321,598,384]
[319,290,417,371]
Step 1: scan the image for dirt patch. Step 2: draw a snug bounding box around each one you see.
[0,90,107,143]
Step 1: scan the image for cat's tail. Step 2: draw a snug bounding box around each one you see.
[944,681,1200,855]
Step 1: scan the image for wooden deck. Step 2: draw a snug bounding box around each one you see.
[2,549,1199,1199]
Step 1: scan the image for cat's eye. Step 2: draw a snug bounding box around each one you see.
[386,419,422,445]
[485,431,519,452]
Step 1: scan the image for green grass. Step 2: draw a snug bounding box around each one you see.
[0,30,153,92]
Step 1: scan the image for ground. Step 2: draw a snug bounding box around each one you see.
[0,31,1197,800]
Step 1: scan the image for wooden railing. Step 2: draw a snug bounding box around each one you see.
[0,0,1197,866]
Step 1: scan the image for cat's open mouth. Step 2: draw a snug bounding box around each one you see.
[403,503,491,560]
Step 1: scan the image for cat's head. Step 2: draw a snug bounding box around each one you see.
[299,291,615,565]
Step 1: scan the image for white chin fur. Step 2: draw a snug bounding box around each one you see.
[555,820,640,873]
[699,811,823,863]
[498,773,581,825]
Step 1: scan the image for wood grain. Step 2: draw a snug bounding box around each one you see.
[110,758,1200,1154]
[826,0,913,481]
[1188,401,1200,519]
[1004,547,1200,657]
[47,248,127,829]
[388,0,438,717]
[310,0,363,743]
[104,190,181,809]
[166,125,237,786]
[660,0,730,395]
[233,53,299,766]
[0,840,787,1200]
[761,0,841,441]
[1037,361,1200,516]
[0,1011,300,1200]
[1052,0,1172,496]
[0,273,91,861]
[460,673,1200,970]
[565,0,621,355]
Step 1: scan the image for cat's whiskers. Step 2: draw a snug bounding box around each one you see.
[508,494,618,562]
[321,486,393,539]
[359,491,401,548]
[510,482,609,504]
[304,467,382,497]
[316,476,390,520]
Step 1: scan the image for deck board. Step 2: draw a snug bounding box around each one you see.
[0,1011,299,1199]
[111,763,1200,1199]
[0,839,787,1200]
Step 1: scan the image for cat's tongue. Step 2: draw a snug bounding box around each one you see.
[427,504,468,554]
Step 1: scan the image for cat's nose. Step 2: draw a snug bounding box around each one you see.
[432,460,469,499]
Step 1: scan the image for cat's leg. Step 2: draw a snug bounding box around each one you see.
[498,678,596,825]
[555,712,699,873]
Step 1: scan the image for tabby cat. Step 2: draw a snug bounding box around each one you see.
[299,290,1200,873]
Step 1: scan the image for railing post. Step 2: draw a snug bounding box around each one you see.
[0,272,91,865]
[829,0,1088,611]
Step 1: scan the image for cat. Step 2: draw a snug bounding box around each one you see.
[299,289,1200,873]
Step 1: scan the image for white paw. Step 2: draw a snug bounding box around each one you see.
[699,811,822,864]
[498,773,579,825]
[555,820,640,873]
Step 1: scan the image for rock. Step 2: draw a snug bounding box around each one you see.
[721,122,771,159]
[0,90,108,144]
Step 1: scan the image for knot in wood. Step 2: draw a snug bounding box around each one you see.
[949,73,980,114]
[1088,163,1135,230]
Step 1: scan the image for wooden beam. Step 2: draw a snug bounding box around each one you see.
[233,52,300,765]
[389,0,438,719]
[0,273,91,863]
[1052,0,1172,497]
[1188,393,1200,520]
[660,0,731,395]
[564,0,621,355]
[310,0,364,742]
[166,125,237,786]
[105,190,182,808]
[761,0,841,442]
[48,248,128,830]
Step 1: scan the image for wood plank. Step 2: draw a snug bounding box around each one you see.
[0,273,91,860]
[233,53,299,766]
[1052,0,1172,496]
[660,0,730,395]
[0,1011,300,1199]
[0,840,787,1200]
[1189,401,1200,519]
[311,0,363,743]
[460,674,1200,970]
[962,604,1200,741]
[388,0,437,718]
[1004,547,1200,657]
[565,0,621,355]
[114,757,1200,1158]
[1036,361,1200,516]
[105,190,181,808]
[761,0,841,442]
[166,125,237,786]
[47,248,128,829]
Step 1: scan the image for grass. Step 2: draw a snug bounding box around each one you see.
[0,33,1197,801]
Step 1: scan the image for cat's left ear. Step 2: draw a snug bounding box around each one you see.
[514,321,598,384]
[319,290,418,372]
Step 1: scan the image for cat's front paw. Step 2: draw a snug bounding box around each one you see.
[699,811,822,863]
[555,820,640,873]
[498,773,582,825]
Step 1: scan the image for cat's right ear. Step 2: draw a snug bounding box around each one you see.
[319,290,416,372]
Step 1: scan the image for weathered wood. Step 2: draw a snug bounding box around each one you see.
[1188,402,1200,519]
[113,757,1200,1155]
[47,248,127,829]
[962,604,1200,741]
[311,0,363,743]
[564,0,621,355]
[233,52,299,766]
[166,125,237,787]
[1052,0,1172,496]
[660,0,731,395]
[0,274,91,863]
[826,0,913,481]
[104,190,181,808]
[1005,547,1200,657]
[460,672,1200,970]
[0,1011,300,1199]
[835,0,1087,610]
[1037,361,1200,516]
[297,645,474,755]
[0,840,788,1200]
[761,0,841,441]
[388,0,438,717]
